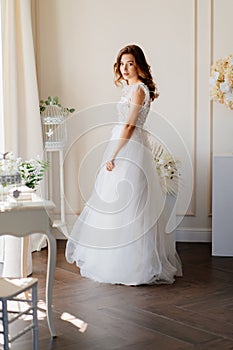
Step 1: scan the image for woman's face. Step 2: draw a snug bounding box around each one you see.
[119,54,139,84]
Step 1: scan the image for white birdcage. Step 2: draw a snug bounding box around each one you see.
[41,105,67,150]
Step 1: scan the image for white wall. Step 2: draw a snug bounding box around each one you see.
[35,0,233,241]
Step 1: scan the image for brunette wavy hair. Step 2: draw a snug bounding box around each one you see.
[114,45,159,101]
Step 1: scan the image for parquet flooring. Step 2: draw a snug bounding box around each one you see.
[12,241,233,350]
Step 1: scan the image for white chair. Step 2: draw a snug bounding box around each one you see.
[0,277,38,350]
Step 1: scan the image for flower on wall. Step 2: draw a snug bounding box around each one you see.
[210,54,233,110]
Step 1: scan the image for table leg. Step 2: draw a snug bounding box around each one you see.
[45,231,57,338]
[22,237,30,300]
[22,237,29,277]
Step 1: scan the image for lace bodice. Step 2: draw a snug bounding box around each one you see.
[117,82,151,128]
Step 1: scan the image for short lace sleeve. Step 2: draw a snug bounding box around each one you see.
[132,83,150,106]
[117,82,151,127]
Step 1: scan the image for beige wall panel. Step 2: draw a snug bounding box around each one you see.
[36,0,233,240]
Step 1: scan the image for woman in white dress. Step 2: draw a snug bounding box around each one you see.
[65,44,182,285]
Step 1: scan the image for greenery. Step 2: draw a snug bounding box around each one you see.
[18,159,49,189]
[40,96,75,115]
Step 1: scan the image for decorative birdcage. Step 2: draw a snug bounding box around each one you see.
[41,105,67,150]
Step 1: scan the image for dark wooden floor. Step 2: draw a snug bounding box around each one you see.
[12,241,233,350]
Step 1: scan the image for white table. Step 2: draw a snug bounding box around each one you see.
[0,195,56,337]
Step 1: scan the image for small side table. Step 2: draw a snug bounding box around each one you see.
[212,154,233,256]
[0,195,56,337]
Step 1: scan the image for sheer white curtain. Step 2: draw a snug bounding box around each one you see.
[1,0,46,277]
[0,1,4,153]
[0,1,5,267]
[3,0,43,157]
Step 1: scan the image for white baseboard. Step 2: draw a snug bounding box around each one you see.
[51,226,67,239]
[175,228,212,242]
[50,213,77,240]
[51,213,212,243]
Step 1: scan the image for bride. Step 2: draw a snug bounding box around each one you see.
[65,44,182,285]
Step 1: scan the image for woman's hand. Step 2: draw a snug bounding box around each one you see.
[106,159,115,171]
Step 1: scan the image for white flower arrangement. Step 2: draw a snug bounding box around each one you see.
[0,152,21,175]
[150,143,180,196]
[210,54,233,110]
[0,152,49,189]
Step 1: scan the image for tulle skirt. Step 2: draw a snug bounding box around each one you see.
[65,125,182,285]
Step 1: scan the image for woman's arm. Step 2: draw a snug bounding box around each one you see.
[106,86,145,171]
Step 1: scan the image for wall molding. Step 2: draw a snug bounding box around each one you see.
[209,0,214,216]
[176,227,212,242]
[192,0,198,216]
[171,0,198,218]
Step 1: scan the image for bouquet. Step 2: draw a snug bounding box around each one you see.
[150,143,180,196]
[210,54,233,110]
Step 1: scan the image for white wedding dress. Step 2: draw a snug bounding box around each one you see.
[65,82,182,285]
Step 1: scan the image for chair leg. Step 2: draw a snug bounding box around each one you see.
[2,300,9,350]
[32,283,38,350]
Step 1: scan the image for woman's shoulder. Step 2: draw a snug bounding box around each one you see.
[130,83,151,107]
[137,81,148,90]
[121,81,149,100]
[131,82,150,101]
